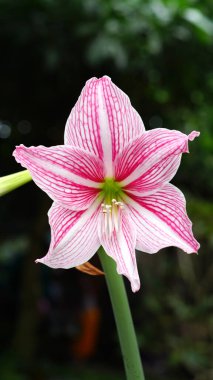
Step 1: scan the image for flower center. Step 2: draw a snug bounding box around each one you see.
[101,178,123,202]
[100,178,124,236]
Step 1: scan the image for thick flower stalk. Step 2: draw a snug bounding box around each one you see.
[13,76,199,292]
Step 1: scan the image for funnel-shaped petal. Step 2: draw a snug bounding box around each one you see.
[13,76,200,292]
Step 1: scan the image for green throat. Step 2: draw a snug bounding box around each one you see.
[100,178,123,203]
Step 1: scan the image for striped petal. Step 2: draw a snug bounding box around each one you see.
[127,184,199,254]
[13,144,104,210]
[98,210,140,292]
[36,199,101,268]
[115,129,200,196]
[65,76,145,176]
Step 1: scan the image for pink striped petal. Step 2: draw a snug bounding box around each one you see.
[13,144,103,210]
[115,129,200,196]
[36,199,101,268]
[64,76,145,176]
[98,210,140,292]
[126,184,199,254]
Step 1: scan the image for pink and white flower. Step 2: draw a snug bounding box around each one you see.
[13,76,200,292]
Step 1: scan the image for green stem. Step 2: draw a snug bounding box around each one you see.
[0,170,32,196]
[98,247,145,380]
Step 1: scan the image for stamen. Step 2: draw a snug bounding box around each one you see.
[101,199,124,236]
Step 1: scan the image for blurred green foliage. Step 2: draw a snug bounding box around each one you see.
[0,0,212,379]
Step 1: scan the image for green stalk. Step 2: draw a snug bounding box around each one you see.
[98,247,145,380]
[0,170,32,196]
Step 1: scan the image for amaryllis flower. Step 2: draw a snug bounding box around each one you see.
[13,76,199,292]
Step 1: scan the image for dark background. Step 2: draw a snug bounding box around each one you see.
[0,1,212,379]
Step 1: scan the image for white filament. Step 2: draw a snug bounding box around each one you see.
[101,199,124,237]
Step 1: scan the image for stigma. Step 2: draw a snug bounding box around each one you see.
[101,199,124,237]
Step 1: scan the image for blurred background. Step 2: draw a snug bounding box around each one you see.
[0,0,213,379]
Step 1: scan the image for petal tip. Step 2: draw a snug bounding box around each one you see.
[13,144,25,158]
[185,131,200,153]
[194,241,200,253]
[12,147,20,162]
[101,75,111,82]
[85,75,111,87]
[188,131,200,141]
[35,258,44,264]
[13,145,29,166]
[131,279,141,293]
[185,239,200,254]
[192,238,200,253]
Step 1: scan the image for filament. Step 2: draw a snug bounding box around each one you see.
[101,199,124,237]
